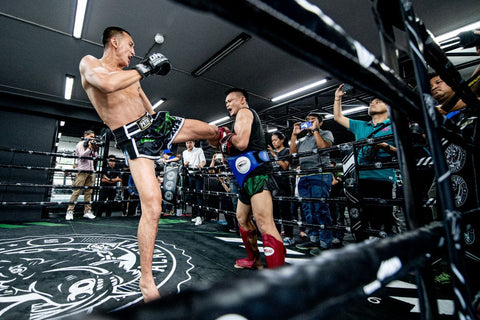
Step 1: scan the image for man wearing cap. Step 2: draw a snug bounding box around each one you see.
[290,112,335,254]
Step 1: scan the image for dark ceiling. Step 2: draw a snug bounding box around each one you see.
[1,0,479,144]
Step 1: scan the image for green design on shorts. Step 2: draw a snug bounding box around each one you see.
[140,138,155,144]
[154,112,176,135]
[243,174,268,197]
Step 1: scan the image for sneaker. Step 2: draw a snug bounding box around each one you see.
[295,241,319,250]
[194,216,203,226]
[65,211,74,221]
[310,248,323,256]
[283,237,295,246]
[300,231,308,238]
[332,237,342,245]
[83,211,96,220]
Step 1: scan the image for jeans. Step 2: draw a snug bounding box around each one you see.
[298,173,333,247]
[188,176,203,218]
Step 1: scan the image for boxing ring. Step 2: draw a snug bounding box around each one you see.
[0,0,479,319]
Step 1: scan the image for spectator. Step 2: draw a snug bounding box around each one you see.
[290,112,334,253]
[209,153,238,231]
[428,73,479,215]
[65,130,98,221]
[127,174,140,216]
[334,84,397,238]
[268,131,295,246]
[96,155,122,217]
[182,140,206,225]
[330,162,346,246]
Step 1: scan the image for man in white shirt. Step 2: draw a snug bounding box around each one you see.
[183,140,206,225]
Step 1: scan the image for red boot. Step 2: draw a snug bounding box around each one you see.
[235,227,263,269]
[262,233,286,268]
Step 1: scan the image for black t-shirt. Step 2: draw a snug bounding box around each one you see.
[273,147,291,190]
[101,165,121,186]
[443,109,479,212]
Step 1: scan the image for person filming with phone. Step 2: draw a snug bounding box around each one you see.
[290,112,335,254]
[334,83,397,238]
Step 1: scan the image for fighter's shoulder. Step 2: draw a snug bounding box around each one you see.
[237,107,254,118]
[79,55,101,69]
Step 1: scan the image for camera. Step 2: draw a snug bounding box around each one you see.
[300,121,313,130]
[82,137,104,148]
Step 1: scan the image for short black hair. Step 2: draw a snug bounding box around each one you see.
[102,26,131,47]
[307,112,324,122]
[271,131,285,140]
[225,87,249,103]
[84,130,95,136]
[108,155,116,159]
[427,71,439,80]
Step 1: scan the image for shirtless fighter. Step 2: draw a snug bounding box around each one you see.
[79,26,219,302]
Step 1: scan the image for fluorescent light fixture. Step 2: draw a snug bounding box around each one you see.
[324,105,369,119]
[267,126,278,133]
[64,75,75,100]
[209,116,230,125]
[271,78,328,102]
[152,99,166,110]
[73,0,88,39]
[435,21,480,43]
[192,32,251,77]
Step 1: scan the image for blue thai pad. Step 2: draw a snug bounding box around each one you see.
[226,150,269,187]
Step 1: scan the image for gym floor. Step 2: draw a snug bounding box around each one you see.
[0,212,458,320]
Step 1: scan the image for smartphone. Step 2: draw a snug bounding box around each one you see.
[342,83,354,95]
[300,121,313,129]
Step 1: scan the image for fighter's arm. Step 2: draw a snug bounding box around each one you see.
[79,55,142,93]
[333,84,350,129]
[231,108,253,151]
[138,87,155,115]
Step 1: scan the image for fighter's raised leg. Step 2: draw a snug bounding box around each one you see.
[173,119,219,147]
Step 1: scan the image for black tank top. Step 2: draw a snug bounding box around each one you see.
[232,108,266,153]
[232,107,270,175]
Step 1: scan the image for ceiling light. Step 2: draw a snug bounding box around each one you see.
[324,105,369,119]
[73,0,88,39]
[266,125,278,133]
[64,75,75,100]
[192,32,251,77]
[435,21,480,44]
[60,121,66,126]
[152,99,166,110]
[209,116,230,125]
[271,78,328,102]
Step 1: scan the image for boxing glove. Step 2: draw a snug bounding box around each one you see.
[218,127,235,155]
[135,53,171,79]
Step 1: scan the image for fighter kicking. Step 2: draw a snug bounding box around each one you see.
[79,26,219,302]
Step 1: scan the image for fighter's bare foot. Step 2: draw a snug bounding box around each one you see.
[139,278,161,302]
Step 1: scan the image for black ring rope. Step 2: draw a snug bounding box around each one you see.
[1,199,139,207]
[185,200,387,238]
[2,2,479,317]
[0,182,130,190]
[0,145,129,163]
